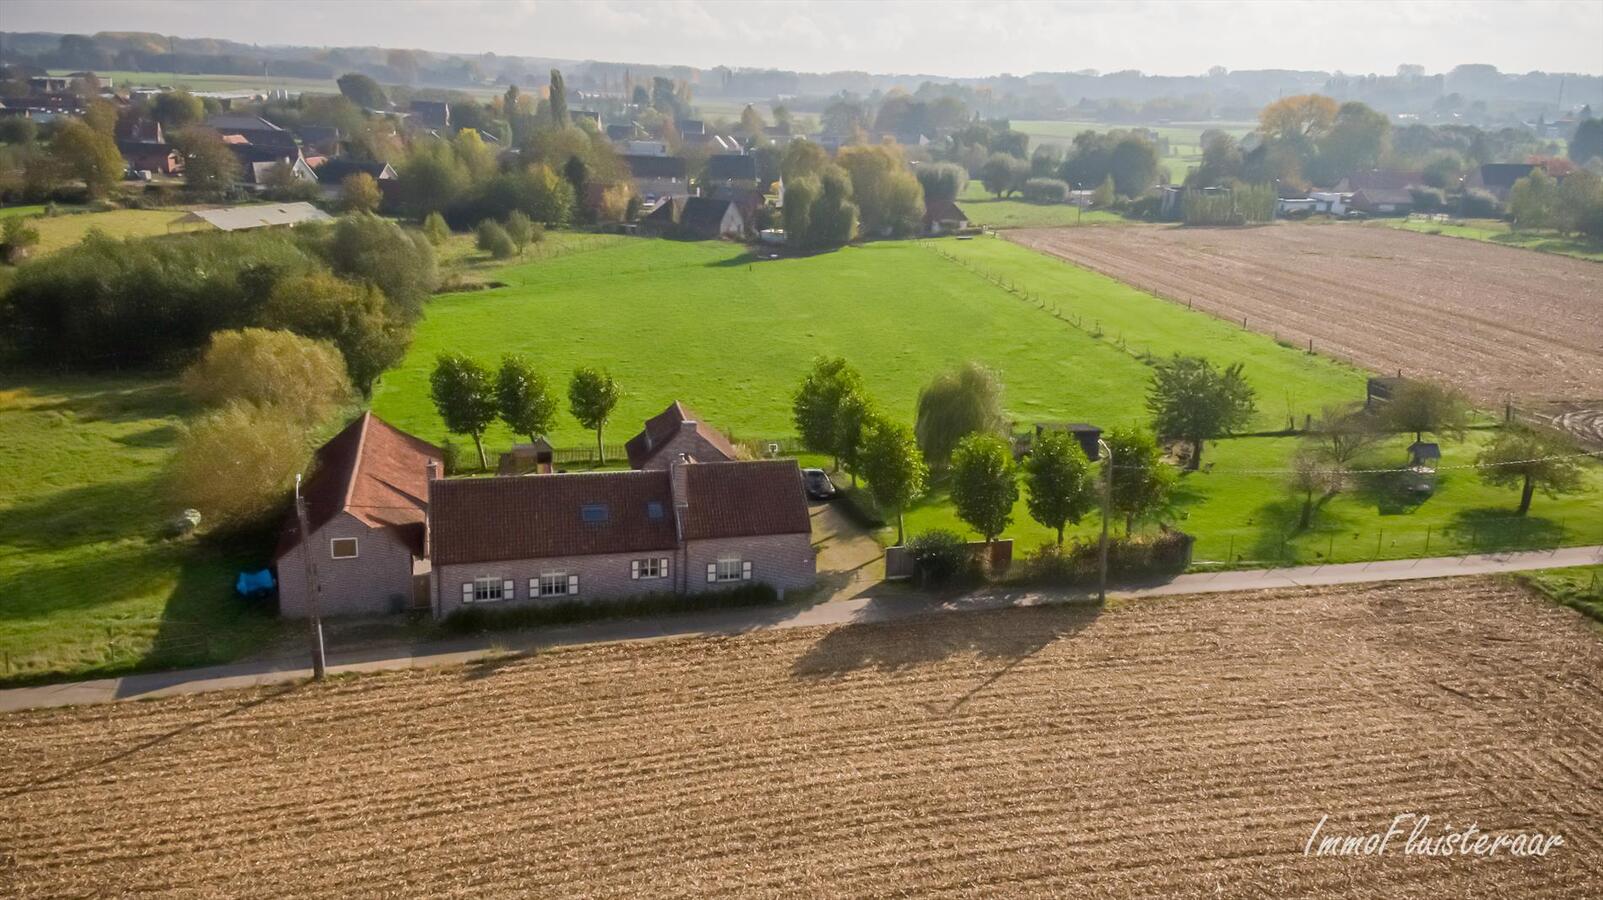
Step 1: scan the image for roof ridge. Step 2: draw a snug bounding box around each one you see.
[339,411,375,514]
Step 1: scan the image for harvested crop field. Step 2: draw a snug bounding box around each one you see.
[1008,224,1603,407]
[3,579,1601,897]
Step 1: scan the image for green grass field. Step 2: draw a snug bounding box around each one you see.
[50,68,340,95]
[1380,217,1603,263]
[1518,566,1603,627]
[372,234,1603,564]
[17,208,192,256]
[956,181,1127,229]
[0,378,283,685]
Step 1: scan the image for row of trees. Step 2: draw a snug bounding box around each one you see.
[428,355,620,469]
[1508,168,1603,238]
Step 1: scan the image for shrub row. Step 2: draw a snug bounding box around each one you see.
[1020,530,1194,586]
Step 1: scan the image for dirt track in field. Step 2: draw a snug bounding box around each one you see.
[1007,224,1603,407]
[3,580,1601,897]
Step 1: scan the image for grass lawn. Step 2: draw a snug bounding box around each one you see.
[1517,566,1603,626]
[957,181,1126,229]
[50,68,340,94]
[1380,217,1603,263]
[0,377,283,685]
[25,208,193,256]
[373,233,1599,564]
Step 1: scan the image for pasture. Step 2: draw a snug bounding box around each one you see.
[372,235,1602,560]
[1381,216,1603,263]
[16,208,192,256]
[3,578,1598,897]
[955,180,1126,229]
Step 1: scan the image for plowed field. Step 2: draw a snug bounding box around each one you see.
[1008,225,1603,407]
[3,580,1601,897]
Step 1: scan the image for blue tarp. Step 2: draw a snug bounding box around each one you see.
[235,569,276,597]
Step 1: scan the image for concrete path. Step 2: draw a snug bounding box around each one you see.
[3,545,1598,714]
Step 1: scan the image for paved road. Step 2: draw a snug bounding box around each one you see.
[3,545,1598,714]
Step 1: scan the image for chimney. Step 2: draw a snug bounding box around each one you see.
[668,452,693,543]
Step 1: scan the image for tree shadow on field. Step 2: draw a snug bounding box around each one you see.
[0,683,300,801]
[791,600,1101,713]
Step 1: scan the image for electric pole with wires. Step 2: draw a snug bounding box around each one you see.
[293,474,327,680]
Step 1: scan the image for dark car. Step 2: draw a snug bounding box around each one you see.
[802,467,837,500]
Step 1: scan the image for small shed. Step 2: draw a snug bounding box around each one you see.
[1015,422,1102,461]
[1407,441,1441,469]
[497,441,556,476]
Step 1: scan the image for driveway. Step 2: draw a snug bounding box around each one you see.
[809,499,884,601]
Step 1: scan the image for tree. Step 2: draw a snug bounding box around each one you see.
[180,328,352,426]
[83,99,118,137]
[430,353,499,469]
[422,211,451,245]
[1023,430,1096,545]
[833,389,875,487]
[781,175,816,247]
[915,362,1006,469]
[261,272,408,395]
[166,401,308,532]
[1258,94,1340,143]
[398,139,470,217]
[496,354,558,444]
[337,73,389,110]
[325,214,438,322]
[1091,174,1115,207]
[339,172,382,213]
[1380,381,1468,445]
[1287,448,1343,530]
[1308,404,1380,467]
[1108,136,1159,197]
[808,167,859,248]
[476,219,516,258]
[1508,168,1560,230]
[859,415,927,545]
[173,125,240,197]
[562,154,589,210]
[1103,425,1174,535]
[503,210,534,249]
[915,162,966,203]
[2,216,41,262]
[50,120,122,198]
[548,69,569,128]
[792,356,865,469]
[568,367,621,462]
[1146,356,1258,470]
[836,144,923,237]
[979,152,1029,198]
[1477,426,1584,515]
[262,162,319,202]
[1312,101,1389,186]
[739,104,765,140]
[151,90,204,129]
[780,139,830,180]
[1557,169,1603,236]
[1568,118,1603,166]
[452,128,497,182]
[949,433,1019,544]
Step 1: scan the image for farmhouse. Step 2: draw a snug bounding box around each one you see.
[427,458,815,618]
[275,413,442,617]
[625,401,739,469]
[1465,163,1539,201]
[1348,187,1414,215]
[923,198,969,235]
[639,195,749,240]
[623,153,690,204]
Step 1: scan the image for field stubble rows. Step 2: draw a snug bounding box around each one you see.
[1,579,1600,897]
[1007,224,1603,408]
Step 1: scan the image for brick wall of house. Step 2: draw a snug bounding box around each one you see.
[431,533,815,619]
[639,428,733,470]
[278,512,419,618]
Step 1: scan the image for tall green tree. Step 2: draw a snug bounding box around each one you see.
[261,272,408,395]
[50,120,123,198]
[569,367,621,463]
[430,353,499,469]
[173,125,241,197]
[1508,168,1561,231]
[151,90,204,129]
[1476,427,1585,516]
[496,354,558,445]
[915,362,1006,470]
[1146,356,1257,470]
[1287,448,1343,530]
[1023,430,1096,545]
[859,415,928,546]
[979,152,1029,198]
[792,356,865,469]
[949,433,1019,544]
[548,68,569,128]
[337,72,389,109]
[1103,425,1175,535]
[833,389,875,488]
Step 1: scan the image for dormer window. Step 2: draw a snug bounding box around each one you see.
[647,501,664,520]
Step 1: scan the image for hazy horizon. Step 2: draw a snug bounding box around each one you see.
[5,0,1602,80]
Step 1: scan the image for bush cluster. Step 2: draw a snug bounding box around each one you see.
[1020,530,1195,586]
[905,529,973,586]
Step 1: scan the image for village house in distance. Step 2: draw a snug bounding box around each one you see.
[274,403,815,620]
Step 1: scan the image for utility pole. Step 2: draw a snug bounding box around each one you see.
[1097,438,1113,602]
[293,474,327,680]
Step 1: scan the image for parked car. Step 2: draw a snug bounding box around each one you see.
[802,468,837,500]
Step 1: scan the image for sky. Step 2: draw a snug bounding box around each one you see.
[6,0,1602,78]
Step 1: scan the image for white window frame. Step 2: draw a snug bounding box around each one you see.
[536,572,576,598]
[711,558,748,583]
[466,576,507,604]
[329,537,358,559]
[632,557,669,580]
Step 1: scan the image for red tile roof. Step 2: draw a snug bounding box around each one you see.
[680,460,811,541]
[923,199,967,224]
[624,401,738,469]
[429,470,678,566]
[275,412,440,559]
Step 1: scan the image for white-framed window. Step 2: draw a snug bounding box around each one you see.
[632,557,669,580]
[329,538,358,559]
[708,558,750,583]
[463,576,510,604]
[535,572,578,597]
